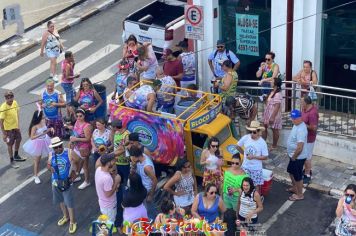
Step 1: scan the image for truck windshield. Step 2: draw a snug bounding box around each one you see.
[215,125,231,145]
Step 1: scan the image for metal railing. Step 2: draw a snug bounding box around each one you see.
[236,80,356,138]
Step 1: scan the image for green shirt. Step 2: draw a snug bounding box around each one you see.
[114,130,130,165]
[222,170,248,197]
[221,71,238,100]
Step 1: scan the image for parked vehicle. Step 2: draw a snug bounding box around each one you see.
[122,0,186,54]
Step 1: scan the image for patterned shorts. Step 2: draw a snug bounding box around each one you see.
[242,167,264,186]
[46,118,65,138]
[4,129,22,146]
[203,169,223,189]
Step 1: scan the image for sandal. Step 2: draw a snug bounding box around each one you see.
[288,194,304,201]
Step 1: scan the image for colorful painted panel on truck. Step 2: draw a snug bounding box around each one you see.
[112,108,185,165]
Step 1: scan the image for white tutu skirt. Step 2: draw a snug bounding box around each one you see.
[23,135,52,157]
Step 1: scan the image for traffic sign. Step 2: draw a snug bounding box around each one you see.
[185,5,204,41]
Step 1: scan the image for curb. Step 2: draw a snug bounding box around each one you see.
[273,172,342,198]
[0,0,120,66]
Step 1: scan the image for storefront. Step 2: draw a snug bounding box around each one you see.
[219,0,272,80]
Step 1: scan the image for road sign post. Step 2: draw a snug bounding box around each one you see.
[184,5,204,88]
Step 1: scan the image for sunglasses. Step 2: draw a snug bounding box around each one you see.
[183,165,191,169]
[76,114,84,118]
[251,129,260,134]
[217,46,224,49]
[211,144,219,148]
[265,58,271,61]
[5,95,14,99]
[209,191,217,195]
[227,161,240,165]
[53,145,63,150]
[345,194,355,198]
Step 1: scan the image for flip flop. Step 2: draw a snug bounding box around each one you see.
[289,195,304,201]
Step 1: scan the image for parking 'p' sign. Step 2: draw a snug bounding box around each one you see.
[185,5,204,41]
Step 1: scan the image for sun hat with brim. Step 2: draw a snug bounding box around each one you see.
[246,121,265,131]
[49,137,63,148]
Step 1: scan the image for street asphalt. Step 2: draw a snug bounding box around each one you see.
[0,0,339,235]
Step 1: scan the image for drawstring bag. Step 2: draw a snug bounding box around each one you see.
[308,85,318,101]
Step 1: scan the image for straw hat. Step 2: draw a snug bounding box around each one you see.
[246,121,265,131]
[49,137,63,148]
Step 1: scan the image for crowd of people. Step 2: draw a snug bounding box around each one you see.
[0,24,355,235]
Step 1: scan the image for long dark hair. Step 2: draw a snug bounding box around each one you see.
[161,198,175,214]
[204,183,218,197]
[241,177,255,198]
[175,158,190,171]
[128,173,146,193]
[79,77,94,91]
[344,184,356,194]
[271,77,282,98]
[207,137,220,156]
[28,110,43,136]
[126,34,137,44]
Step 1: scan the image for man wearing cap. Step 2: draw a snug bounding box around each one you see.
[125,80,162,112]
[47,137,77,234]
[0,91,26,168]
[225,95,257,137]
[95,153,121,223]
[177,39,196,88]
[286,109,308,201]
[162,47,184,87]
[156,67,177,113]
[208,40,240,85]
[112,59,131,102]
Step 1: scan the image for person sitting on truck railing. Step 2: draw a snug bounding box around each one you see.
[156,67,177,114]
[126,80,162,113]
[123,76,138,107]
[122,34,139,73]
[136,43,158,82]
[225,95,257,137]
[163,48,184,88]
[112,60,130,103]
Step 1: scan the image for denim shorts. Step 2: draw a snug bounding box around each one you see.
[61,83,75,104]
[46,49,60,58]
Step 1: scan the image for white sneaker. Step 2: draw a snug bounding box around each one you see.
[80,168,84,175]
[52,74,59,83]
[73,176,81,183]
[78,181,90,190]
[34,176,41,184]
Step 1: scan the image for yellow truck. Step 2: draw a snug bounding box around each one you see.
[109,81,239,177]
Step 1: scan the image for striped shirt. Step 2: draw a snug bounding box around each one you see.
[233,95,255,119]
[239,190,257,219]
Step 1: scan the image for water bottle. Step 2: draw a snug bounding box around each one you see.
[345,195,352,204]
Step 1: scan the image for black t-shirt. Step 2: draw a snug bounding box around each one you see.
[122,188,147,208]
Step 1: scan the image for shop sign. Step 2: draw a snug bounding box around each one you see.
[189,102,222,129]
[236,14,259,56]
[185,5,204,41]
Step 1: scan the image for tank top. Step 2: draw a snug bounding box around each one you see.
[79,90,95,109]
[300,71,313,90]
[205,153,219,170]
[126,85,154,110]
[180,52,195,76]
[262,63,275,79]
[221,71,238,99]
[61,59,74,84]
[136,154,155,191]
[197,193,220,223]
[42,89,59,119]
[223,171,248,197]
[45,33,60,52]
[51,149,71,182]
[114,130,130,165]
[173,171,194,207]
[73,121,91,149]
[157,76,176,106]
[35,125,48,140]
[116,73,128,95]
[92,128,111,147]
[239,190,257,219]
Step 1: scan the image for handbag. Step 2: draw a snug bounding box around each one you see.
[54,154,71,192]
[308,85,318,101]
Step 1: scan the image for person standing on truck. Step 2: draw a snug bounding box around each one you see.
[136,43,158,82]
[177,39,196,88]
[129,145,158,221]
[155,67,177,114]
[126,80,162,113]
[208,40,240,91]
[163,48,184,88]
[225,95,258,137]
[200,137,224,191]
[122,34,139,73]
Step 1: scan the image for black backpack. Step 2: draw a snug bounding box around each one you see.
[214,49,235,66]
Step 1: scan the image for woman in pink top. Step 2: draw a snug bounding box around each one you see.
[293,60,318,97]
[73,78,103,123]
[262,77,283,149]
[335,184,356,235]
[69,109,92,190]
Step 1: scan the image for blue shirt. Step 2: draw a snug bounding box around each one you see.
[197,193,220,223]
[50,149,71,182]
[287,122,308,159]
[208,50,239,78]
[42,89,59,119]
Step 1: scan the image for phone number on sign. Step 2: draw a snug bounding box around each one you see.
[238,45,259,53]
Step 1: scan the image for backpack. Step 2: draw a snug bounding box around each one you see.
[214,49,235,66]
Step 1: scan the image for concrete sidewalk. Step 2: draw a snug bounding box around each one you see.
[267,146,356,198]
[0,0,120,65]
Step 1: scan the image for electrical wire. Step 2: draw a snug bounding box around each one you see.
[0,0,355,113]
